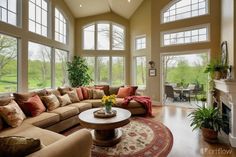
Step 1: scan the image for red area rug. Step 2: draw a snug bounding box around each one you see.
[63,117,173,157]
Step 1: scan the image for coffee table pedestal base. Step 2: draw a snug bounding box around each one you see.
[91,128,122,147]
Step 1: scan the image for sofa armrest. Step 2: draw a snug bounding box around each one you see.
[27,129,93,157]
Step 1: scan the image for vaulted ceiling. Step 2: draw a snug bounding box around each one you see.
[64,0,144,19]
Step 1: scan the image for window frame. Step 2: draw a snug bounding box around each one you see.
[135,35,147,51]
[161,0,209,24]
[160,24,210,47]
[82,21,126,51]
[54,7,68,44]
[133,56,147,89]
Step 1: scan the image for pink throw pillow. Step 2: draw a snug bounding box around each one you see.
[24,95,46,117]
[117,87,131,98]
[76,87,84,100]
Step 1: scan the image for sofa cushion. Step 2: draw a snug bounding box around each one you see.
[94,85,109,95]
[117,87,131,98]
[82,99,102,108]
[24,95,46,117]
[0,97,13,106]
[35,89,50,98]
[115,98,143,108]
[41,94,60,111]
[81,87,89,99]
[68,102,92,112]
[67,90,80,103]
[0,136,41,157]
[93,89,105,99]
[76,87,84,100]
[47,89,61,96]
[13,92,36,115]
[50,106,78,120]
[0,100,26,127]
[24,112,60,128]
[0,117,3,130]
[57,94,72,106]
[58,87,73,95]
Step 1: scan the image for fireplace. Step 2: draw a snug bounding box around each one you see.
[222,102,231,134]
[214,80,236,147]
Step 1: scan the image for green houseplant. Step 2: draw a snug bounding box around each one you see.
[204,60,228,80]
[188,106,225,143]
[67,56,92,87]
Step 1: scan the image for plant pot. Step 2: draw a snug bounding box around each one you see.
[201,127,218,143]
[214,71,222,80]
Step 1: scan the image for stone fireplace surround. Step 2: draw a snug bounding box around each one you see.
[214,80,236,147]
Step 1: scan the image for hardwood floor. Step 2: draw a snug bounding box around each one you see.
[151,106,236,157]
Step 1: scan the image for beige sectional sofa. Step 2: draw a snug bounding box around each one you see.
[0,87,146,157]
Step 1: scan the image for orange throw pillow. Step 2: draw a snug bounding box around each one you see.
[24,95,46,117]
[117,87,131,98]
[81,87,89,100]
[76,87,84,100]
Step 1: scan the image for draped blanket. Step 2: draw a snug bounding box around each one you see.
[122,96,153,116]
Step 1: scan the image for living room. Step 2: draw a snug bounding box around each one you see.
[0,0,236,156]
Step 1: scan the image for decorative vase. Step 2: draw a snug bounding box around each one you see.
[105,105,112,114]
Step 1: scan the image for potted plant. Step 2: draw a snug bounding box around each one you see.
[101,95,116,114]
[188,106,226,143]
[204,60,228,80]
[67,56,92,87]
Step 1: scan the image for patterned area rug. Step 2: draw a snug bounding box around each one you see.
[63,117,173,157]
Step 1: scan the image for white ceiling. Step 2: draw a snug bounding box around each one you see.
[64,0,144,19]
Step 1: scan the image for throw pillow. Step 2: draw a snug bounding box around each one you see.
[13,92,36,116]
[81,87,89,99]
[41,94,60,111]
[95,85,109,95]
[0,100,26,127]
[117,87,131,98]
[87,89,93,99]
[93,89,105,99]
[35,89,50,98]
[76,87,84,100]
[58,87,73,95]
[127,86,138,96]
[67,90,80,103]
[0,97,13,106]
[109,86,124,95]
[0,117,3,130]
[0,136,41,157]
[57,94,72,106]
[24,95,46,117]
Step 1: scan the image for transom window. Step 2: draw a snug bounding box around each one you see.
[0,0,17,25]
[162,25,209,46]
[55,8,67,44]
[135,36,146,50]
[83,22,125,51]
[162,0,208,23]
[29,0,48,37]
[84,56,125,86]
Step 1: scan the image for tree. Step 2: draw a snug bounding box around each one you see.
[0,35,17,79]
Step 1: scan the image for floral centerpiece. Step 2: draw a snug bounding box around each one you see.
[101,95,116,113]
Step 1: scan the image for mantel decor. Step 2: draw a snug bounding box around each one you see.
[221,41,228,66]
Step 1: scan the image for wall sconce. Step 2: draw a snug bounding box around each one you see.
[149,60,155,68]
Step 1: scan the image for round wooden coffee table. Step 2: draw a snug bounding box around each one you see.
[78,107,131,147]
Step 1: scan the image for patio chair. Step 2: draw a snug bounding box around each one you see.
[165,85,180,102]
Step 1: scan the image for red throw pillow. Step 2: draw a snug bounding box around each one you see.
[81,87,89,100]
[117,87,131,98]
[24,95,46,117]
[76,87,84,100]
[127,86,138,96]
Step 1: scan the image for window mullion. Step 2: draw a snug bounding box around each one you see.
[51,48,55,88]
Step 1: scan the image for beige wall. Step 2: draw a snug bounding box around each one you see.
[0,0,75,92]
[221,0,236,78]
[130,0,151,94]
[130,0,221,102]
[75,12,131,84]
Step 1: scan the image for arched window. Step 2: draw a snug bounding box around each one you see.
[55,8,67,44]
[82,22,125,50]
[162,0,208,23]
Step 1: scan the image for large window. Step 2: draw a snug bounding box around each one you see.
[28,42,51,90]
[162,0,208,23]
[135,36,146,50]
[29,0,48,37]
[134,56,146,89]
[0,34,17,93]
[162,26,209,46]
[84,56,125,85]
[55,49,68,87]
[83,22,125,51]
[55,8,67,44]
[0,0,17,25]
